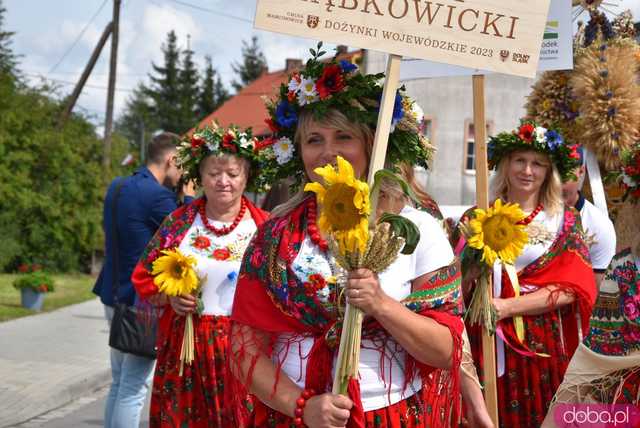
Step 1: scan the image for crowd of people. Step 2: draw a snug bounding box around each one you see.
[94,51,639,428]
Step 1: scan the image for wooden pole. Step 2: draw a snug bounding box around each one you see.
[59,22,113,127]
[472,74,499,426]
[103,0,121,171]
[331,54,402,394]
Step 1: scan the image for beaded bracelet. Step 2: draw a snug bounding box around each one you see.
[293,388,315,426]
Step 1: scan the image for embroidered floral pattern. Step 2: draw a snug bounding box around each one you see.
[583,248,640,356]
[188,227,254,262]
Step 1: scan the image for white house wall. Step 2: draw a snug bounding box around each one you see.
[364,50,536,206]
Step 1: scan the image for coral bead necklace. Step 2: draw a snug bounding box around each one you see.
[517,203,543,226]
[306,197,328,252]
[199,198,247,236]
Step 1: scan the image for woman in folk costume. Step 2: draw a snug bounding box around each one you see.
[542,147,640,427]
[131,124,269,427]
[229,50,465,428]
[456,122,597,427]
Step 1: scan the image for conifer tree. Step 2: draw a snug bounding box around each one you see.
[147,30,182,133]
[197,55,229,118]
[0,0,17,76]
[231,36,267,92]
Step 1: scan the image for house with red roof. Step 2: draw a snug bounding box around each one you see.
[192,46,363,137]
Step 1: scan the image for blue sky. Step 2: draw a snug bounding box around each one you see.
[4,0,639,127]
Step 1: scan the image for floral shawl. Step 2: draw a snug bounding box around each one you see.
[230,197,464,427]
[458,206,597,357]
[131,196,268,335]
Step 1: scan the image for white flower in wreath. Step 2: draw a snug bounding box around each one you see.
[297,78,319,106]
[288,74,303,93]
[239,134,254,150]
[535,126,547,143]
[274,137,295,165]
[206,140,219,152]
[622,173,636,188]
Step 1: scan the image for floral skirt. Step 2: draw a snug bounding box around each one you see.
[150,313,232,428]
[252,392,430,428]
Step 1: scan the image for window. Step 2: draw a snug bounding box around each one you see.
[464,120,493,172]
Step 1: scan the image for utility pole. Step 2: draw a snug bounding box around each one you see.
[103,0,121,171]
[59,22,113,127]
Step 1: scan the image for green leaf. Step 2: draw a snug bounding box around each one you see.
[378,213,420,255]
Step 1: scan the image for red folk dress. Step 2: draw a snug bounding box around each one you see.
[230,197,465,428]
[460,206,596,428]
[132,197,267,428]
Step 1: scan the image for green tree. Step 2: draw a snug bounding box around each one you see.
[0,0,17,77]
[147,30,182,133]
[197,55,229,118]
[115,82,159,159]
[231,36,267,92]
[0,79,123,272]
[177,44,199,131]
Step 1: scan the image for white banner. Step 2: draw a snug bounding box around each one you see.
[255,0,551,78]
[399,0,572,80]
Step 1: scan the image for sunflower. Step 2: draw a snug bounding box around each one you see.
[151,249,199,296]
[304,156,370,255]
[466,199,528,266]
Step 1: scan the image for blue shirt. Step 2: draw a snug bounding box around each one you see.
[93,166,190,306]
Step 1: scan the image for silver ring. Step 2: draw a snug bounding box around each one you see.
[354,289,359,296]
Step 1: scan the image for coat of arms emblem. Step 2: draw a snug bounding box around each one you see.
[307,15,319,28]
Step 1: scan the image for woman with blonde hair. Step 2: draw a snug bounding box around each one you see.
[229,51,465,428]
[456,122,597,427]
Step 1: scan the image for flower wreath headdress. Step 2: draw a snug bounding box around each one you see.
[177,123,268,193]
[487,121,582,181]
[258,42,434,188]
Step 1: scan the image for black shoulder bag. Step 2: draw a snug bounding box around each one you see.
[108,178,158,359]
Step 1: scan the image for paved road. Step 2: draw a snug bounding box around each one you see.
[12,386,150,428]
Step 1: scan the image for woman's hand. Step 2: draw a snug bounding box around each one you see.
[169,294,197,316]
[303,393,353,428]
[345,268,389,317]
[492,297,512,321]
[147,293,168,307]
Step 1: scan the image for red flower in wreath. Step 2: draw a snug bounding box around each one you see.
[568,144,580,160]
[193,235,211,250]
[212,248,231,261]
[221,133,237,153]
[38,284,48,293]
[316,65,345,99]
[518,123,535,143]
[265,118,280,133]
[191,135,205,149]
[18,264,29,273]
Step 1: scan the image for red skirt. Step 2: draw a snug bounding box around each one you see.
[468,306,574,428]
[150,313,233,428]
[252,392,431,428]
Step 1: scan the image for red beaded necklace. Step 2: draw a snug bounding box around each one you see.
[199,198,247,236]
[306,197,328,252]
[517,203,543,226]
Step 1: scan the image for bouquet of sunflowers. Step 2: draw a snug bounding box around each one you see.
[151,248,201,375]
[305,156,419,394]
[458,199,528,335]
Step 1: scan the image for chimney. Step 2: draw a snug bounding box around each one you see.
[285,58,303,72]
[336,45,348,54]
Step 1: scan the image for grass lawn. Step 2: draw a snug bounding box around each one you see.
[0,273,97,322]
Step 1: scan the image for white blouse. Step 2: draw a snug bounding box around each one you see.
[177,215,256,316]
[273,205,455,410]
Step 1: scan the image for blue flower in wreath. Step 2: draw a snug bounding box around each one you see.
[339,60,357,73]
[275,100,298,128]
[545,130,564,150]
[392,92,404,123]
